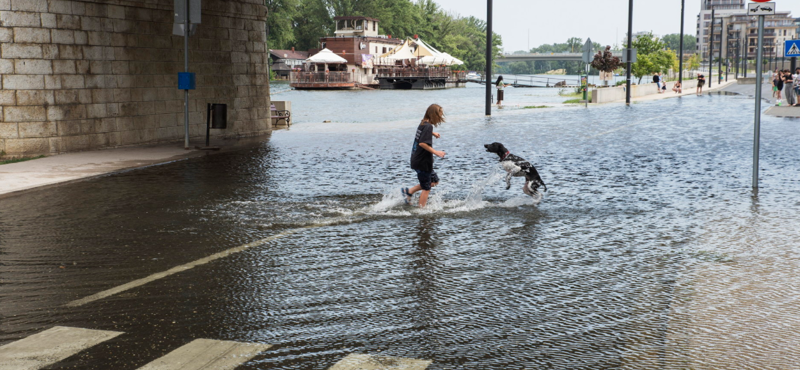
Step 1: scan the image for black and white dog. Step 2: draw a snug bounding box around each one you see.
[484,142,547,197]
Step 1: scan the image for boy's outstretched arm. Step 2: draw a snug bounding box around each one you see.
[418,143,446,158]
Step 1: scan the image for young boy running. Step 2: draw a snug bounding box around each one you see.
[402,104,446,208]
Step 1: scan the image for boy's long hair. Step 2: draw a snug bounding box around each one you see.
[422,104,445,127]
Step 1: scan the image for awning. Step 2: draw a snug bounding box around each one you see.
[306,48,348,64]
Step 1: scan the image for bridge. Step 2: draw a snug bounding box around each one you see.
[497,51,625,62]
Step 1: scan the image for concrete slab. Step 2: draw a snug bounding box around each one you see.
[328,353,432,370]
[137,338,271,370]
[765,106,800,117]
[0,326,122,370]
[0,145,201,198]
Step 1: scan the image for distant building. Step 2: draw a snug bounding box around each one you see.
[696,1,796,60]
[269,48,309,79]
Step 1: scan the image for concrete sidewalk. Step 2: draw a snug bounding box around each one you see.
[0,145,204,197]
[629,79,739,103]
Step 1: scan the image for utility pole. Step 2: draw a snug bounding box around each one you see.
[753,13,765,190]
[485,0,492,116]
[718,17,724,84]
[625,0,633,105]
[709,7,715,88]
[678,0,685,85]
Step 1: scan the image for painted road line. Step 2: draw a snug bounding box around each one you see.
[66,228,306,307]
[0,326,123,370]
[137,338,271,370]
[584,117,657,139]
[328,353,432,370]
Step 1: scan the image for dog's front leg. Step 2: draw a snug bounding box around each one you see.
[505,172,513,190]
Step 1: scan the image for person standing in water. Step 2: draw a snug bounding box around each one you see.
[496,76,510,105]
[402,104,446,208]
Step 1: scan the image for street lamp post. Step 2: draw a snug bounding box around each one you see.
[625,0,633,105]
[678,0,685,85]
[485,0,492,116]
[718,18,724,84]
[709,7,714,88]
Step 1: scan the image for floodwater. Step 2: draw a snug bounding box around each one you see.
[2,83,800,369]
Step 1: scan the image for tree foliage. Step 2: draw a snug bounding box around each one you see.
[630,32,678,83]
[661,33,697,54]
[267,0,503,71]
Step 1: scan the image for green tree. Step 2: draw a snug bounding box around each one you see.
[566,37,583,53]
[630,32,677,83]
[266,0,300,49]
[661,33,697,54]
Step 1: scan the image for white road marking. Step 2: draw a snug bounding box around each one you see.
[66,228,306,307]
[584,117,658,139]
[137,338,271,370]
[328,353,432,370]
[0,326,122,370]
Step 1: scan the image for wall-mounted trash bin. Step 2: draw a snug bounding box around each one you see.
[210,103,227,129]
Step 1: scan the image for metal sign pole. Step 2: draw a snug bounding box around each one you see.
[485,0,492,116]
[719,18,724,84]
[625,0,633,105]
[183,0,190,149]
[678,0,685,85]
[753,14,765,189]
[709,8,714,89]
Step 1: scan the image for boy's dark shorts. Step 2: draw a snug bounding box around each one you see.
[415,169,440,191]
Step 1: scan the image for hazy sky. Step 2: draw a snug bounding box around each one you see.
[431,0,800,52]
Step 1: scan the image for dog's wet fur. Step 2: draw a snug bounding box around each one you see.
[484,142,547,197]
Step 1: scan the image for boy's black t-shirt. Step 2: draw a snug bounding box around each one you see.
[410,122,434,172]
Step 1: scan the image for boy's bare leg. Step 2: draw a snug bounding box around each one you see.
[408,182,437,196]
[419,190,430,207]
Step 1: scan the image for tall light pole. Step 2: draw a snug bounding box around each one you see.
[753,14,765,189]
[485,0,492,116]
[625,0,633,105]
[718,17,724,84]
[709,7,715,88]
[678,0,685,85]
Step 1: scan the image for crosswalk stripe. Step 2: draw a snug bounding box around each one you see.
[328,353,432,370]
[0,326,123,370]
[137,338,271,370]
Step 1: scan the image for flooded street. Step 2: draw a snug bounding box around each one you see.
[2,83,800,369]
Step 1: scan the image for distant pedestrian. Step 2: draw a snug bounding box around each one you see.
[496,76,510,105]
[653,73,661,93]
[794,68,800,106]
[672,81,682,94]
[402,104,446,208]
[782,70,796,107]
[659,72,667,93]
[772,70,781,99]
[697,73,705,95]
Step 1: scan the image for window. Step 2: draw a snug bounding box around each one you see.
[373,22,376,31]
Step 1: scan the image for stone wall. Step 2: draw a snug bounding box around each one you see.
[0,0,271,156]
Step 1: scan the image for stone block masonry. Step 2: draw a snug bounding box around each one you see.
[0,0,271,156]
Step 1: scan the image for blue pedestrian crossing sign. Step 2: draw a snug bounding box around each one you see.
[786,40,800,57]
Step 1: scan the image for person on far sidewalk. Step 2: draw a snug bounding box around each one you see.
[672,81,682,94]
[697,73,705,95]
[782,70,795,107]
[794,68,800,107]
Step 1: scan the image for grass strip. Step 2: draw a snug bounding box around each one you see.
[0,155,45,165]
